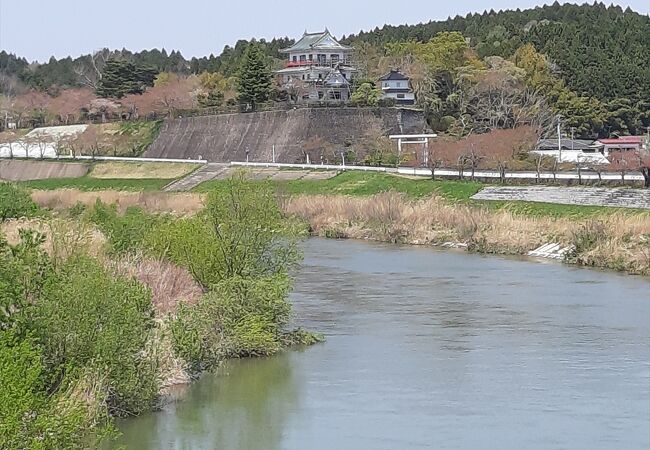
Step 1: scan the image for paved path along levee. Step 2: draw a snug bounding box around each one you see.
[472,186,650,209]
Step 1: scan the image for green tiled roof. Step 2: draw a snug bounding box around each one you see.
[281,30,351,53]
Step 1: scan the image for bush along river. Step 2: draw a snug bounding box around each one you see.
[115,238,650,450]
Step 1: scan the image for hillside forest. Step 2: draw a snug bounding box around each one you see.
[0,3,648,142]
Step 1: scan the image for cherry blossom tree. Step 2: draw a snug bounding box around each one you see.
[609,150,650,187]
[48,88,96,124]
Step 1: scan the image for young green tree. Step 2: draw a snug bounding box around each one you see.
[350,82,382,107]
[236,43,273,110]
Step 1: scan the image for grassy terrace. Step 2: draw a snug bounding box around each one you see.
[21,177,173,191]
[195,171,649,219]
[18,169,648,219]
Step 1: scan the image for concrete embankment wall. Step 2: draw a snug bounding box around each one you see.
[0,160,89,181]
[145,108,428,163]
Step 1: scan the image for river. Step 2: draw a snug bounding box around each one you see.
[116,238,650,450]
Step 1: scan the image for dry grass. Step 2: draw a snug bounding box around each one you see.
[285,192,650,275]
[2,219,203,315]
[89,162,200,180]
[31,189,205,215]
[1,218,106,260]
[148,319,192,394]
[110,256,203,316]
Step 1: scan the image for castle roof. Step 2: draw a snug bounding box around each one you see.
[379,69,410,81]
[281,29,351,53]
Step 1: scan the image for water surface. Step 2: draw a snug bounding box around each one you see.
[117,239,650,449]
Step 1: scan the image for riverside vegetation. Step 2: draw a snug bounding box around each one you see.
[0,175,320,449]
[23,170,650,276]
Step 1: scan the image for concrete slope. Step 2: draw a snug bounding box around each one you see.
[146,107,428,163]
[472,186,650,209]
[0,160,89,181]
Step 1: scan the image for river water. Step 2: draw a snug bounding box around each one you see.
[116,239,650,450]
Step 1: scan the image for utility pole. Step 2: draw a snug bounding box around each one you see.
[272,144,276,163]
[557,115,563,163]
[570,127,576,151]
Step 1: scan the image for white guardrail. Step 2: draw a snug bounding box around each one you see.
[57,155,209,164]
[230,161,645,182]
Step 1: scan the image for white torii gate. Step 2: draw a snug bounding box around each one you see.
[389,134,437,166]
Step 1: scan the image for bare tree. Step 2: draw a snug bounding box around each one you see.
[74,50,108,90]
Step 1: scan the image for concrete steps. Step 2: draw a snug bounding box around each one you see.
[528,243,574,260]
[164,163,229,192]
[472,186,650,209]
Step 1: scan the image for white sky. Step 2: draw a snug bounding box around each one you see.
[0,0,648,62]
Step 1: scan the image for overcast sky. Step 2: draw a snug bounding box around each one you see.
[0,0,648,62]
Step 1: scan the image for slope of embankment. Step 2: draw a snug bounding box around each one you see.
[0,160,89,181]
[145,107,428,162]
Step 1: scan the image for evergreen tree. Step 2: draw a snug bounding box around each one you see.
[96,60,158,98]
[236,43,272,110]
[198,89,225,108]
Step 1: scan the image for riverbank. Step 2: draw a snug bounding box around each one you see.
[0,178,318,448]
[284,192,650,276]
[24,170,650,275]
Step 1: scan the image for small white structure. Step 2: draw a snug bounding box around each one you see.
[379,70,415,105]
[531,138,608,164]
[390,134,437,165]
[0,124,88,159]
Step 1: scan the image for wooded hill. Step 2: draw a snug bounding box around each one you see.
[344,2,649,105]
[0,2,648,138]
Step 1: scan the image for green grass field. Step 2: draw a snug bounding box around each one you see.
[195,171,483,201]
[21,177,173,192]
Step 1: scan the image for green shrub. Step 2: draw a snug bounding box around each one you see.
[145,217,224,288]
[0,230,51,331]
[68,201,87,218]
[146,172,300,288]
[0,330,106,449]
[0,183,40,221]
[171,275,292,372]
[570,220,608,255]
[89,200,166,254]
[27,256,158,416]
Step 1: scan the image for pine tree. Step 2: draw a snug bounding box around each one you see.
[236,43,272,110]
[96,60,158,99]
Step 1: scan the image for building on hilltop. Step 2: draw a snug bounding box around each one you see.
[276,29,358,102]
[378,70,415,105]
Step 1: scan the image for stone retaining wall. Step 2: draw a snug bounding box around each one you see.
[145,108,428,163]
[472,186,650,209]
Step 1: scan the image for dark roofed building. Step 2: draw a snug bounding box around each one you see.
[378,69,415,105]
[536,139,594,151]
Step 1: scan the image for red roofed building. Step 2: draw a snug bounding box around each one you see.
[591,136,647,156]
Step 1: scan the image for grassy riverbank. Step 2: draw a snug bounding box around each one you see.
[284,192,650,276]
[22,169,650,275]
[0,178,318,448]
[198,171,647,219]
